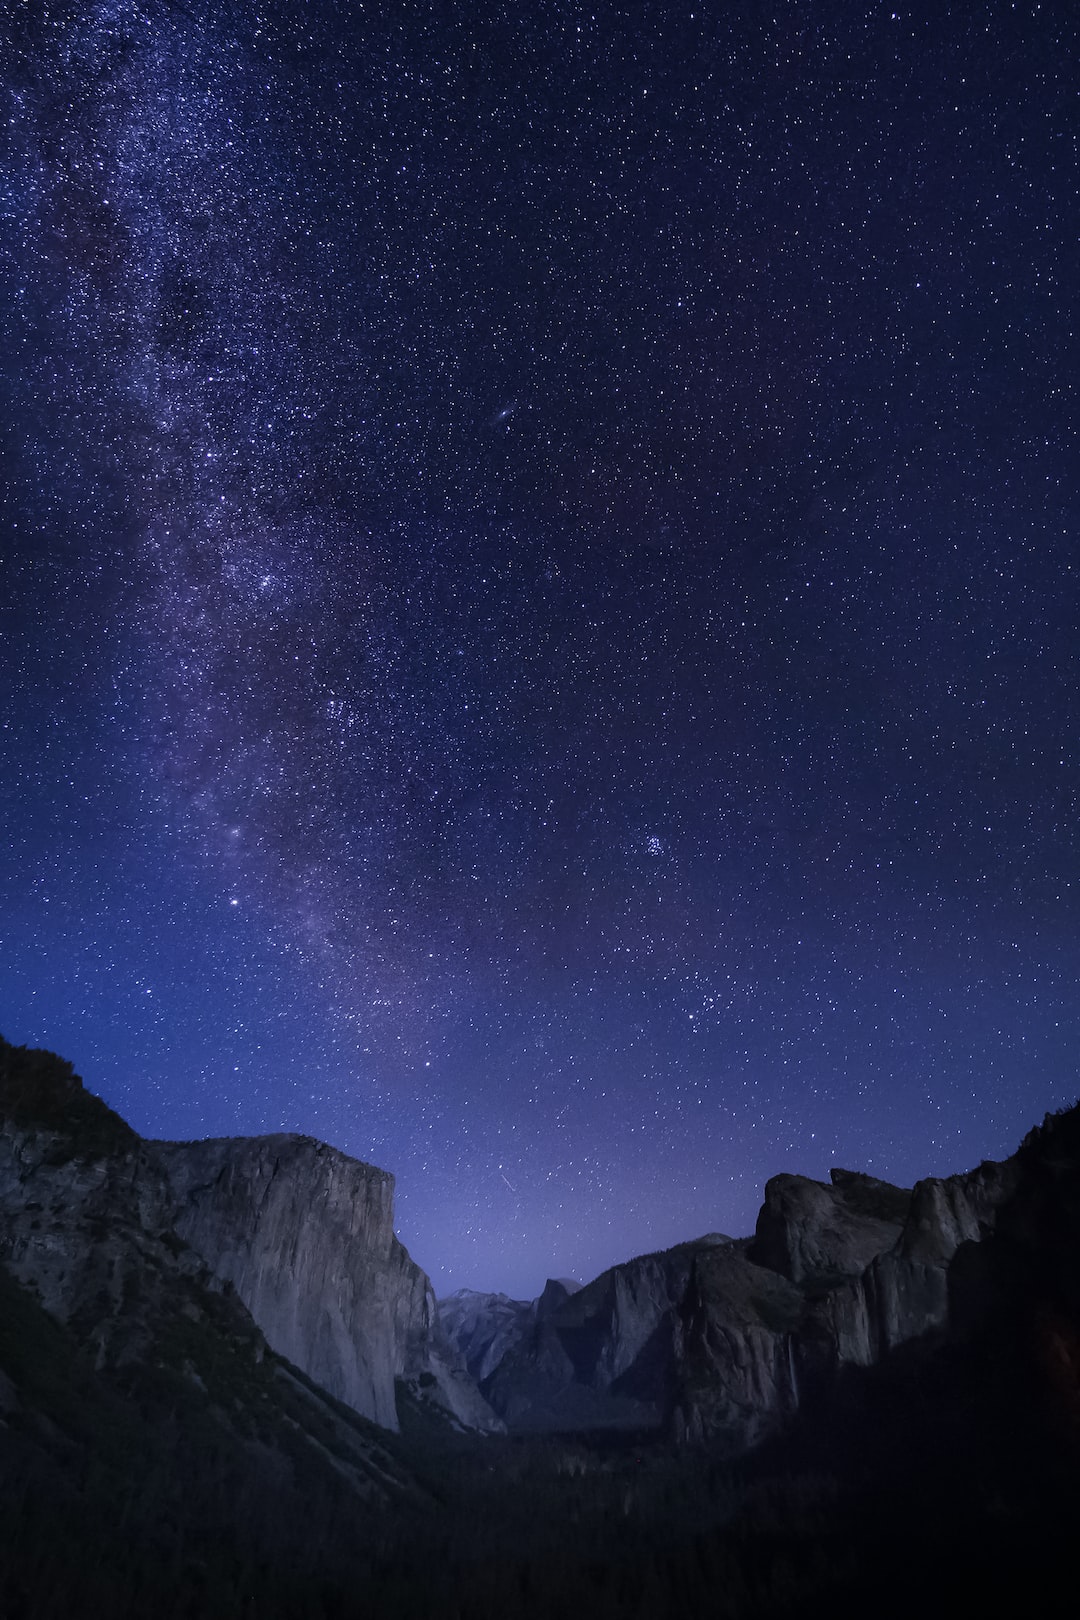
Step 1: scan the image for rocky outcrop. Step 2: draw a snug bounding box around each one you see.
[750,1170,911,1287]
[151,1135,426,1430]
[788,1153,1022,1374]
[470,1141,1056,1451]
[5,1033,1077,1465]
[438,1278,590,1392]
[0,1038,498,1435]
[398,1304,506,1435]
[439,1289,537,1383]
[0,1043,206,1368]
[482,1242,737,1433]
[151,1135,502,1435]
[674,1240,806,1446]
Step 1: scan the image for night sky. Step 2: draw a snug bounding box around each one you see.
[2,0,1078,1299]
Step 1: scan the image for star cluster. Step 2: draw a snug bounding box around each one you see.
[1,0,1078,1296]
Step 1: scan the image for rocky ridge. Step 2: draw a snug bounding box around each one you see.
[0,1037,496,1435]
[152,1135,499,1433]
[441,1148,1044,1450]
[4,1033,1080,1620]
[5,1032,1077,1463]
[439,1288,539,1384]
[0,1038,420,1504]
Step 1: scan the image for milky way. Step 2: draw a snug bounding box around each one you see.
[2,0,1078,1296]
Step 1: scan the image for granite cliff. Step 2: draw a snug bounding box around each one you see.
[5,1030,1077,1462]
[0,1038,421,1494]
[439,1287,540,1384]
[152,1135,499,1433]
[0,1037,497,1435]
[4,1032,1080,1619]
[443,1136,1061,1451]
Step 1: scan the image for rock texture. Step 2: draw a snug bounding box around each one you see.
[0,1042,197,1364]
[439,1288,537,1383]
[151,1135,501,1434]
[463,1147,1046,1451]
[0,1038,423,1502]
[151,1135,425,1429]
[484,1246,715,1432]
[0,1037,498,1435]
[750,1169,910,1286]
[5,1031,1077,1466]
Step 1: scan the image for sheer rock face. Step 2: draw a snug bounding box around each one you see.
[475,1238,803,1444]
[467,1151,1042,1452]
[151,1136,503,1435]
[0,1042,499,1436]
[899,1160,1017,1265]
[152,1136,427,1431]
[787,1157,1021,1379]
[675,1241,806,1446]
[439,1289,537,1384]
[4,1037,1074,1462]
[750,1170,912,1287]
[480,1246,722,1433]
[0,1043,427,1514]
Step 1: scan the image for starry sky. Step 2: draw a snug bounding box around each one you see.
[1,0,1078,1299]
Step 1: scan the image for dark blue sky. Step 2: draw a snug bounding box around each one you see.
[2,0,1078,1298]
